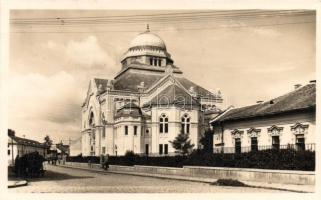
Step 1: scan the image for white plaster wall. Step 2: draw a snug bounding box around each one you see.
[113,117,143,155]
[8,142,47,165]
[150,106,199,154]
[219,112,315,150]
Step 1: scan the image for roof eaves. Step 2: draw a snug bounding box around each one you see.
[209,106,235,124]
[219,105,315,123]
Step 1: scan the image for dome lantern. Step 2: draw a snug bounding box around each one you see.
[121,26,173,68]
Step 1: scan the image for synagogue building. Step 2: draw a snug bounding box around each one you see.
[81,28,223,156]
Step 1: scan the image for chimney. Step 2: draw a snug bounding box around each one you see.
[309,80,316,84]
[294,84,302,90]
[256,101,263,104]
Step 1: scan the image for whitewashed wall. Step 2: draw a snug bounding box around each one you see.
[213,111,315,152]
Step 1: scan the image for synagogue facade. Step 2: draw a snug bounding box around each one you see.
[81,28,223,156]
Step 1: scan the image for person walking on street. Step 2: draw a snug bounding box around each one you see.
[103,154,109,170]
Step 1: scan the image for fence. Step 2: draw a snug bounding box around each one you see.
[213,143,315,154]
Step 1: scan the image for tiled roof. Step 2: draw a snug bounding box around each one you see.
[9,136,48,148]
[176,77,218,99]
[94,78,112,94]
[215,83,316,122]
[112,70,218,99]
[56,144,70,153]
[143,84,200,107]
[113,71,164,92]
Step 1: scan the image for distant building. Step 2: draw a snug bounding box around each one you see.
[8,132,48,165]
[56,143,70,156]
[210,81,316,153]
[81,27,223,156]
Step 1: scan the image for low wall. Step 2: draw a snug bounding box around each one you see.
[182,166,314,185]
[63,162,314,185]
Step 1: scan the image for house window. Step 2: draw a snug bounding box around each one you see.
[159,144,163,155]
[145,144,149,155]
[102,128,106,138]
[150,58,153,65]
[181,114,190,134]
[125,126,128,135]
[134,126,138,136]
[102,147,106,154]
[296,134,305,151]
[235,138,241,154]
[159,114,168,134]
[164,144,168,155]
[158,59,161,66]
[8,149,10,155]
[251,137,258,151]
[272,136,280,150]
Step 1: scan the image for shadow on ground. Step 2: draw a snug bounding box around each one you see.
[20,170,94,182]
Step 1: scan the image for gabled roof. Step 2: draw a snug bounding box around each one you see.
[143,84,200,108]
[176,77,219,99]
[9,135,48,148]
[94,78,112,94]
[56,143,70,153]
[112,66,219,100]
[213,83,316,123]
[113,70,164,92]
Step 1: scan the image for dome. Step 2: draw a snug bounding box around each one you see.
[129,31,166,50]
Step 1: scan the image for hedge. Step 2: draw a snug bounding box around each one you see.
[67,149,315,171]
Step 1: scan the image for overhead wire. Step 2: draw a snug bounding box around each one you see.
[11,9,313,21]
[10,10,315,34]
[11,11,314,26]
[11,21,315,34]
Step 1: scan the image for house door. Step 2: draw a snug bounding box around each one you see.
[235,138,241,154]
[145,144,149,155]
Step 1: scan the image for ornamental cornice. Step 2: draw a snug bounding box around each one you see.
[231,129,244,139]
[291,122,309,135]
[247,127,261,138]
[267,125,284,136]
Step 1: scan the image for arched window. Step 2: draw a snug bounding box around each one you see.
[159,114,168,134]
[89,112,95,127]
[181,114,190,134]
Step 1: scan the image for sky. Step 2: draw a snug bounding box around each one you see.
[8,10,316,154]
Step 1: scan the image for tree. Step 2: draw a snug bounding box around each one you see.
[44,135,53,147]
[8,129,15,137]
[169,130,195,155]
[199,129,214,154]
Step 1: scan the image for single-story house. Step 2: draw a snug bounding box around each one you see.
[210,80,316,153]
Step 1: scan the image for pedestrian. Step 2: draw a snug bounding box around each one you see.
[100,154,105,169]
[14,155,20,176]
[103,154,109,170]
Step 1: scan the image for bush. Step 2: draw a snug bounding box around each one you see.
[67,155,100,164]
[66,149,315,171]
[211,179,247,187]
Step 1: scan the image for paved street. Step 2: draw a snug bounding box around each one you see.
[10,165,285,193]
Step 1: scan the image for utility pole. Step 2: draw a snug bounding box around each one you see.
[11,136,14,166]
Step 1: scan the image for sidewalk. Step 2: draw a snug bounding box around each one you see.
[8,178,28,188]
[56,164,314,193]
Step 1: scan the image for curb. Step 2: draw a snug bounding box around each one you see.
[55,164,313,193]
[8,180,28,188]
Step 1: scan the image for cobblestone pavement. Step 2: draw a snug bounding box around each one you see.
[10,165,285,193]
